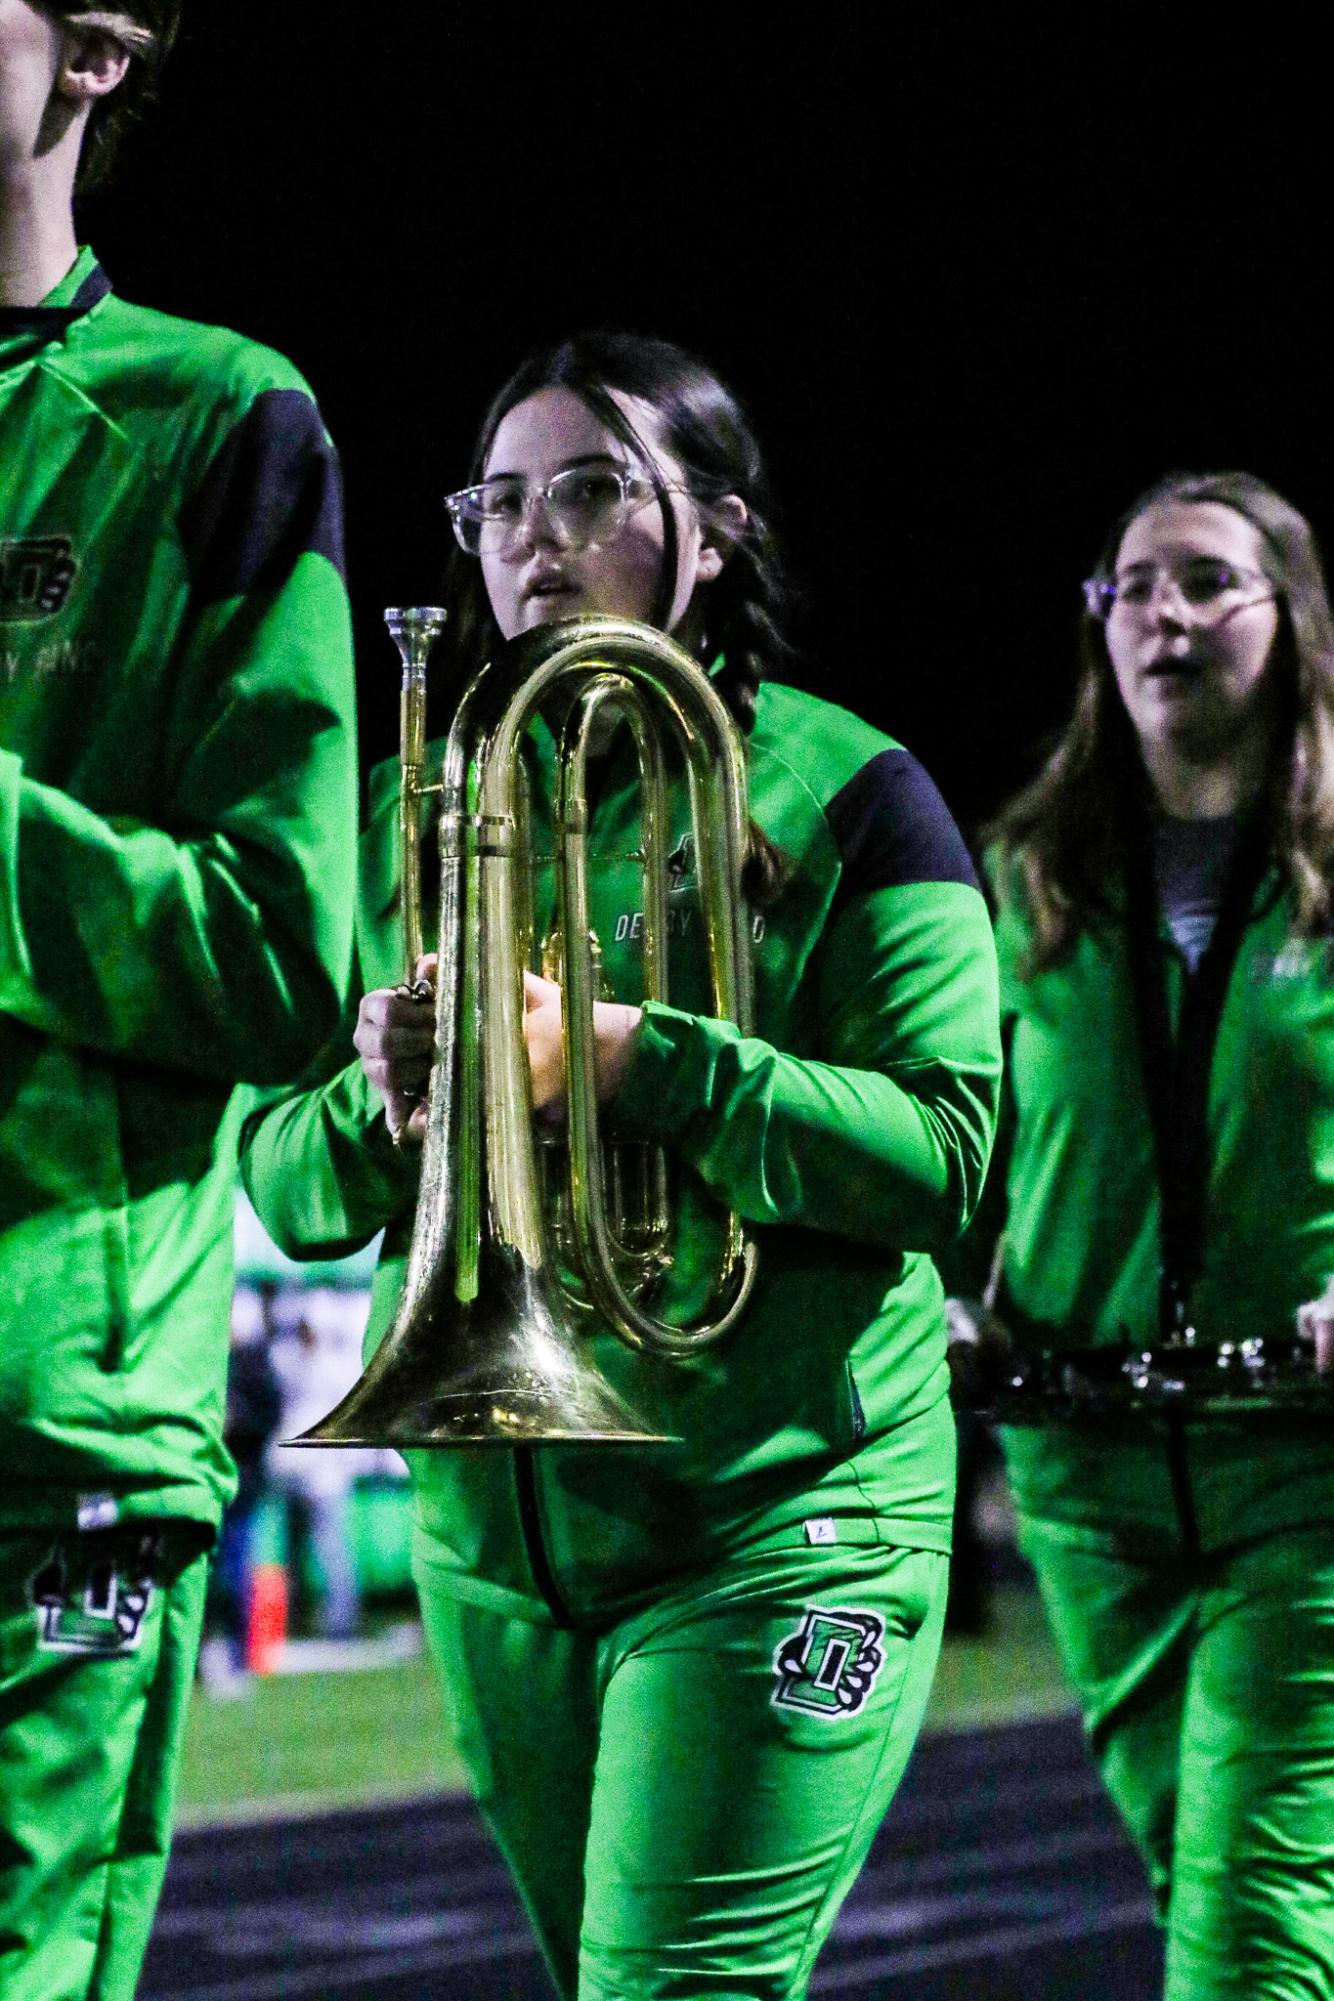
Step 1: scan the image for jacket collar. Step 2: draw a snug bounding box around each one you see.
[0,247,111,370]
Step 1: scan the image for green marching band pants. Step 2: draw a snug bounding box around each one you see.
[1019,1511,1334,2001]
[0,1524,210,2001]
[414,1534,949,2001]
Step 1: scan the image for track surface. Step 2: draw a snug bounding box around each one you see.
[140,1713,1163,2000]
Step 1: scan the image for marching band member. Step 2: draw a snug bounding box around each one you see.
[240,330,1001,1998]
[951,470,1334,1999]
[0,7,357,1993]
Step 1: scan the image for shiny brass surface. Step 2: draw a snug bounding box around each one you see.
[384,606,448,982]
[290,615,759,1450]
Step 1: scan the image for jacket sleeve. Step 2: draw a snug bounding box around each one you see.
[933,1026,1015,1299]
[0,387,357,1085]
[613,750,1003,1254]
[920,847,1022,1297]
[238,1028,418,1262]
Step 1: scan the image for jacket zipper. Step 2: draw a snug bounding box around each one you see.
[513,1448,574,1627]
[1164,1412,1201,1559]
[848,1367,867,1444]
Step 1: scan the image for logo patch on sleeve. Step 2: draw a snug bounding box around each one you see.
[0,538,78,622]
[772,1605,886,1718]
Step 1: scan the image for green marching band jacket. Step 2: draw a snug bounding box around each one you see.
[956,853,1334,1552]
[0,249,358,1534]
[241,683,1002,1625]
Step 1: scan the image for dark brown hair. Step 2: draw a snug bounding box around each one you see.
[47,3,180,190]
[444,330,797,903]
[990,470,1334,971]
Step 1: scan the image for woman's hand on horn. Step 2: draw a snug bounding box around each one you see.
[354,954,437,1148]
[522,970,642,1117]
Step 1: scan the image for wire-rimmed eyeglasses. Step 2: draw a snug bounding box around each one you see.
[444,464,683,557]
[1083,557,1278,625]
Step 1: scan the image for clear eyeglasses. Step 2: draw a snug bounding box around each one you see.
[444,464,676,557]
[1083,557,1277,625]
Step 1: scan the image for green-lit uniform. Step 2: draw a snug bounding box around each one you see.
[242,683,1001,1998]
[965,854,1334,2000]
[0,251,357,2000]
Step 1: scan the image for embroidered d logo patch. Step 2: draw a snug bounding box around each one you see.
[772,1605,886,1718]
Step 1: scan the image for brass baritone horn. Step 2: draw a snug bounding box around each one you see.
[290,613,759,1449]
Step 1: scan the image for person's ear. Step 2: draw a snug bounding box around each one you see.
[57,30,132,106]
[694,495,748,584]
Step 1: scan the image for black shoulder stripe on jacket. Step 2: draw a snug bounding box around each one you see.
[826,747,979,895]
[71,263,113,315]
[182,387,346,603]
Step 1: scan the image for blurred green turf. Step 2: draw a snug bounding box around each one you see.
[174,1648,465,1827]
[927,1580,1077,1731]
[174,1582,1074,1827]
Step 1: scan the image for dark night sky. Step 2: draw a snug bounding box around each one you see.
[87,7,1331,830]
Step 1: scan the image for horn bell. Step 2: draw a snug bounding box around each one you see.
[289,1238,676,1448]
